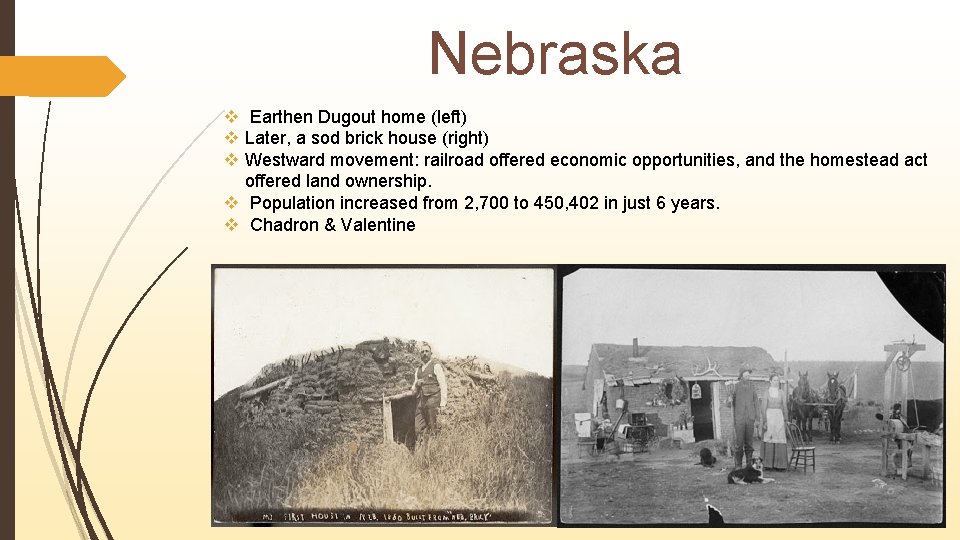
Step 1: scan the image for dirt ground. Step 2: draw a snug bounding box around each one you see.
[560,432,943,525]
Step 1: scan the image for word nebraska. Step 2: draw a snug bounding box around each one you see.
[432,31,680,76]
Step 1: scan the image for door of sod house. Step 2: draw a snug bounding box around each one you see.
[689,380,714,441]
[383,393,417,450]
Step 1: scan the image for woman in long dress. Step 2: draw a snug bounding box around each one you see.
[760,374,789,470]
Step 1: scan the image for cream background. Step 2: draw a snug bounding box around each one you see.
[13,0,958,536]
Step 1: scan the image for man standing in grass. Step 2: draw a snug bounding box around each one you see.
[732,366,758,469]
[412,345,448,444]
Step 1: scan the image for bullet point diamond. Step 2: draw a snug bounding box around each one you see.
[225,131,238,144]
[225,110,238,123]
[225,153,238,166]
[225,217,238,231]
[225,195,238,209]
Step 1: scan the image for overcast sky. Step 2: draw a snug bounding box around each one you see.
[562,269,943,366]
[214,268,553,397]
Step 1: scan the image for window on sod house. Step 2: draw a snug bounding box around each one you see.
[664,383,673,399]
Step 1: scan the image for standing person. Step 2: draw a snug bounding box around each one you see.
[411,345,447,443]
[593,418,607,453]
[732,367,759,469]
[760,373,789,470]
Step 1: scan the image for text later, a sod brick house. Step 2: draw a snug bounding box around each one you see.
[582,340,780,445]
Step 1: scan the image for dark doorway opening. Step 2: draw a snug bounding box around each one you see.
[689,381,714,441]
[390,394,417,450]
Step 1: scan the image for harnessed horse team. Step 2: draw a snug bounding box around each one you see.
[789,371,847,443]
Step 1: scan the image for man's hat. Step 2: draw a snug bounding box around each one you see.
[739,366,753,378]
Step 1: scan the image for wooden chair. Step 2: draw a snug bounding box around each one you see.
[787,421,816,473]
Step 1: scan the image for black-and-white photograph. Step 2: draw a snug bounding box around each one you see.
[560,268,944,525]
[212,267,554,524]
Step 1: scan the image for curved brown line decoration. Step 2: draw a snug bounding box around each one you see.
[14,106,196,539]
[62,109,223,401]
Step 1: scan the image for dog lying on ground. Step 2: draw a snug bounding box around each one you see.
[727,457,775,484]
[698,447,717,467]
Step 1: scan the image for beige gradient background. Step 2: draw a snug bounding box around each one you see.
[12,0,958,536]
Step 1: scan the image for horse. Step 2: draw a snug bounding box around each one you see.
[825,371,847,444]
[790,371,816,441]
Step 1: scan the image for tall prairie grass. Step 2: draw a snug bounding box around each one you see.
[212,390,328,519]
[213,373,552,522]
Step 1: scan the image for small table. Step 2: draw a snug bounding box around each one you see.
[881,431,942,480]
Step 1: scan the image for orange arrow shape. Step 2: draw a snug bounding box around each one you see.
[0,56,125,97]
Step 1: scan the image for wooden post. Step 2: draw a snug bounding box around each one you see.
[881,437,889,477]
[882,341,926,418]
[711,381,722,440]
[883,351,895,416]
[238,376,290,400]
[382,393,393,444]
[902,439,912,481]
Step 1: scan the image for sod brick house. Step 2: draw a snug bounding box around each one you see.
[582,340,780,444]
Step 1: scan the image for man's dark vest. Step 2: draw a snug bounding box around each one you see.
[417,359,441,395]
